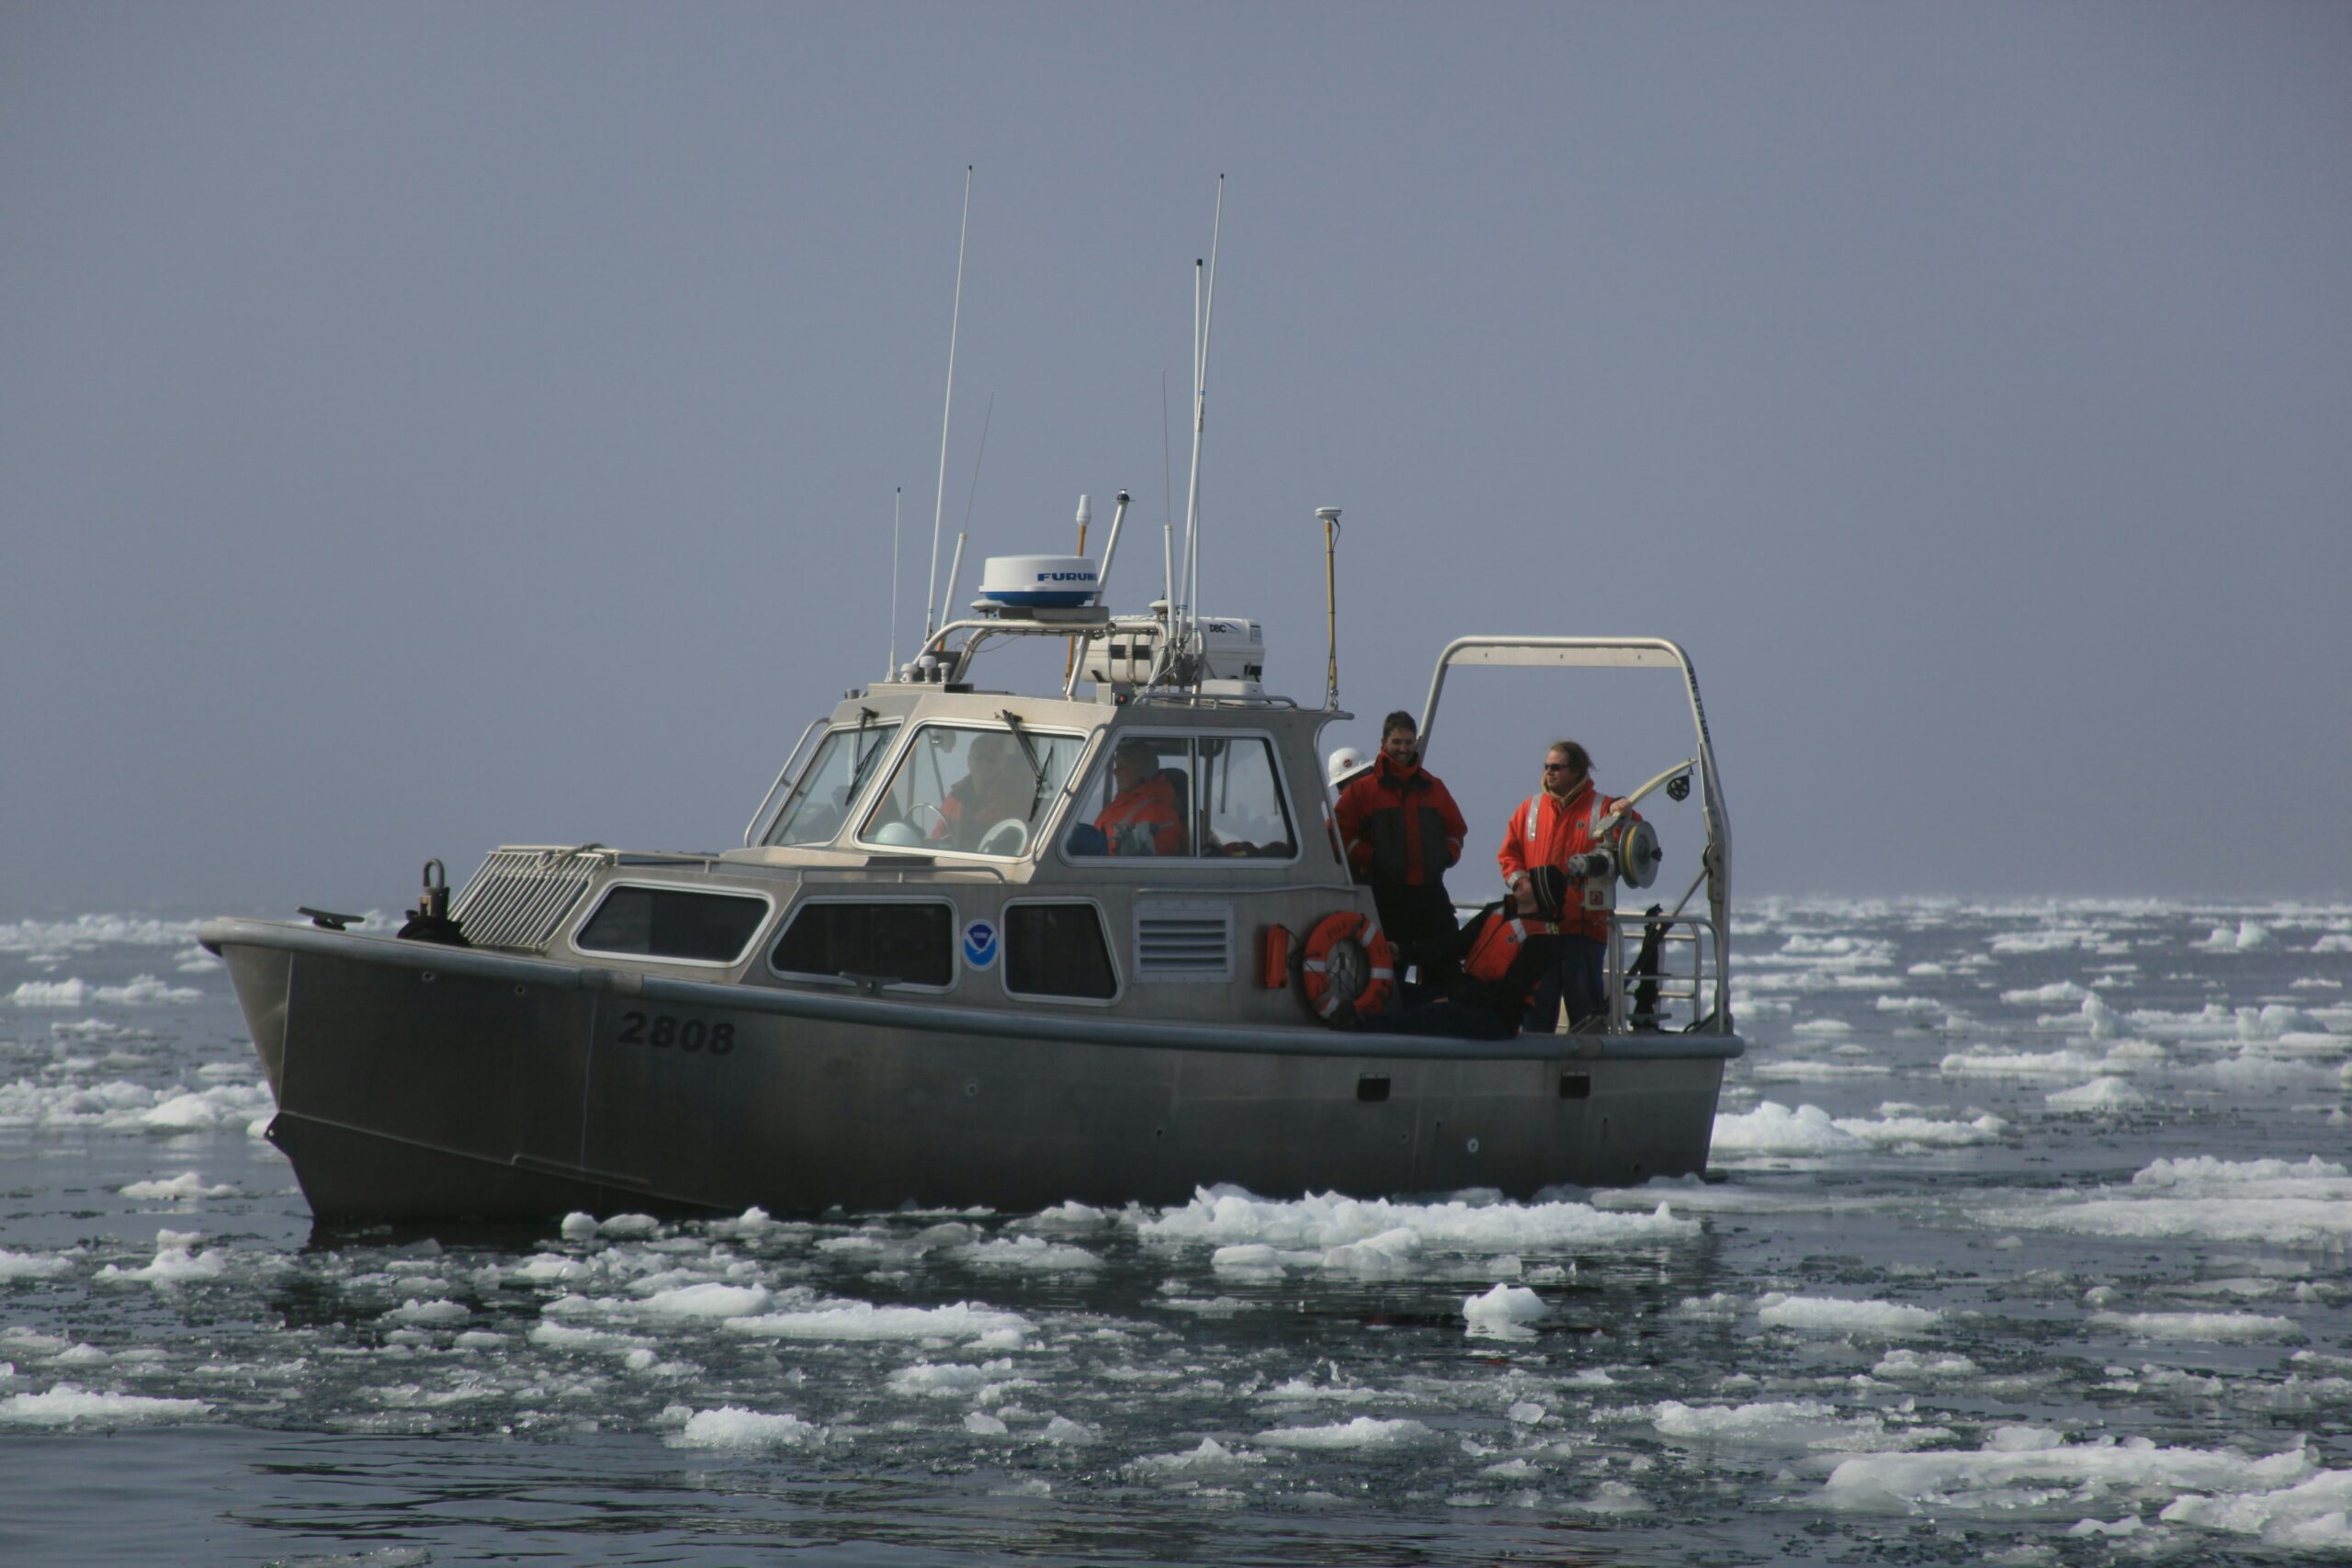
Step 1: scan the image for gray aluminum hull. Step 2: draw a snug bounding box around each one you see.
[203,918,1738,1221]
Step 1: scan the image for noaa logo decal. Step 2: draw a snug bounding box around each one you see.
[962,919,999,969]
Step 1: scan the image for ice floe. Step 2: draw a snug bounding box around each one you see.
[1821,1428,2313,1517]
[723,1299,1035,1347]
[0,1386,210,1426]
[1137,1186,1697,1261]
[1712,1100,2005,1156]
[1461,1283,1545,1337]
[2089,1311,2303,1343]
[1756,1293,1941,1336]
[1255,1416,1431,1450]
[664,1404,826,1449]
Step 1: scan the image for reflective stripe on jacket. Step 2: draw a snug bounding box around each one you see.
[1495,779,1635,942]
[1333,756,1467,887]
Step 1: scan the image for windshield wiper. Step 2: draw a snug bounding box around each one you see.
[1000,710,1050,818]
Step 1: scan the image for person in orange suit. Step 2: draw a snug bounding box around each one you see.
[1497,739,1637,1031]
[1092,739,1184,856]
[1333,711,1467,982]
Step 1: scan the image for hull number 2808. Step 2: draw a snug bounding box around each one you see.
[614,1011,736,1054]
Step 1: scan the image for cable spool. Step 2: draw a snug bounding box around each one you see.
[1613,818,1663,889]
[1289,911,1396,1021]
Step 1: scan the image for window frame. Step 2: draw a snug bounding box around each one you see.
[997,896,1125,1008]
[1057,728,1304,868]
[764,717,907,849]
[566,880,777,969]
[764,894,962,995]
[851,720,1094,863]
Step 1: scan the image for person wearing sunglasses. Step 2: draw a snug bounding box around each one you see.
[1497,739,1635,1032]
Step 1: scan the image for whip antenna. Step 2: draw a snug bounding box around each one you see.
[924,165,973,644]
[1179,175,1224,675]
[1317,506,1342,709]
[888,487,902,677]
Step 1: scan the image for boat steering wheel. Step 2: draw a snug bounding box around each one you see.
[978,818,1031,857]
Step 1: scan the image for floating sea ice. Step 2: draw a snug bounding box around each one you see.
[2002,982,2088,1007]
[2313,933,2352,954]
[963,1410,1009,1436]
[559,1212,600,1242]
[2161,1467,2352,1552]
[140,1094,224,1132]
[666,1404,826,1449]
[1652,1399,1940,1453]
[383,1299,469,1326]
[635,1282,775,1320]
[1756,1293,1941,1337]
[1256,1416,1431,1450]
[1820,1430,2312,1516]
[1992,1156,2352,1249]
[0,1385,210,1426]
[1713,1100,2004,1156]
[1560,1479,1652,1514]
[2045,1077,2146,1112]
[119,1172,238,1201]
[8,979,88,1007]
[1130,1437,1266,1475]
[0,1248,73,1280]
[2080,993,2121,1039]
[2136,1156,2348,1185]
[724,1298,1035,1346]
[1040,1415,1097,1445]
[954,1235,1102,1273]
[2196,921,2275,952]
[1871,1349,1981,1381]
[1008,1201,1114,1235]
[1712,1102,1864,1156]
[96,1229,228,1286]
[1940,1045,2113,1080]
[1210,1244,1285,1276]
[1138,1187,1697,1258]
[597,1213,662,1240]
[94,975,203,1005]
[2089,1311,2303,1343]
[1462,1283,1545,1338]
[886,1359,1031,1399]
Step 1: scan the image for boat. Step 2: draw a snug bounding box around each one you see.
[200,570,1742,1219]
[200,188,1741,1221]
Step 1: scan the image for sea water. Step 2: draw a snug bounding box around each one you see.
[1,898,2346,1564]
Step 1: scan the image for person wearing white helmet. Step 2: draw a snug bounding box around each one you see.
[1325,746,1369,790]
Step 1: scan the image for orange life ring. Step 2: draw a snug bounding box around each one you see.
[1289,910,1396,1021]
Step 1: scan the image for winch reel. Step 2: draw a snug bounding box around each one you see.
[1566,818,1664,890]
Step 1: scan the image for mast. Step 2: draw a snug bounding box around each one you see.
[1178,175,1224,681]
[924,166,973,646]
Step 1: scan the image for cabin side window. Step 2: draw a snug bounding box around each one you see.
[766,720,902,847]
[573,885,771,964]
[771,901,954,988]
[857,723,1086,859]
[1003,903,1119,1000]
[1065,734,1295,861]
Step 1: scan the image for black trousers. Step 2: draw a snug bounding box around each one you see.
[1372,882,1460,987]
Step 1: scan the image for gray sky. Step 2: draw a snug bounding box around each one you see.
[5,2,2347,912]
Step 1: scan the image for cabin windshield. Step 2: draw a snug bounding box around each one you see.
[1065,733,1297,861]
[765,719,902,847]
[858,722,1088,859]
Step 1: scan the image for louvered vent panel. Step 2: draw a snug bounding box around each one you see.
[1134,903,1232,981]
[448,846,612,952]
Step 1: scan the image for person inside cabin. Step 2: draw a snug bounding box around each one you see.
[1498,739,1639,1032]
[1341,866,1569,1039]
[1332,711,1468,985]
[1084,739,1185,856]
[935,733,1035,851]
